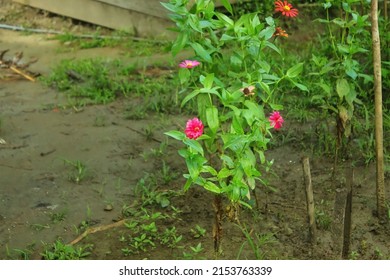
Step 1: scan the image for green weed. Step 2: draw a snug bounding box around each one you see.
[41,239,92,260]
[236,225,276,260]
[190,225,206,239]
[182,243,204,260]
[63,159,87,183]
[49,211,67,223]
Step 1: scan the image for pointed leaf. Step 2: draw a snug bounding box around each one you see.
[203,181,221,194]
[286,63,303,78]
[206,106,219,133]
[202,73,214,89]
[183,138,204,155]
[219,0,233,14]
[190,42,212,63]
[164,130,186,141]
[181,89,200,107]
[336,78,350,99]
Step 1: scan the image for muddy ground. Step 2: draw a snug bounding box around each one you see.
[0,0,389,260]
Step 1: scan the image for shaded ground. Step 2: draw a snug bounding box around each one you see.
[0,0,389,260]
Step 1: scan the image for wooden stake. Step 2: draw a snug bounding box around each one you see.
[342,168,354,259]
[302,157,316,244]
[213,195,223,254]
[371,0,387,221]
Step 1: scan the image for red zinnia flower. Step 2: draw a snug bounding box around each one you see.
[185,118,204,139]
[275,1,299,18]
[179,60,200,69]
[273,27,289,37]
[269,111,284,130]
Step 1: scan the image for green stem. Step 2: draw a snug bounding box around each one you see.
[326,7,340,60]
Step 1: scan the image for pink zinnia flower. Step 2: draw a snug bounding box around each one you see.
[185,118,204,139]
[275,1,299,18]
[179,60,200,69]
[269,111,284,130]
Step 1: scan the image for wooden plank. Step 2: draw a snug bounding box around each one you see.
[95,0,168,19]
[95,0,246,19]
[13,0,174,38]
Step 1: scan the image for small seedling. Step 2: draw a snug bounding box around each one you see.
[63,159,87,183]
[30,223,50,231]
[160,227,183,249]
[190,225,206,238]
[182,243,204,260]
[49,211,67,223]
[130,233,155,253]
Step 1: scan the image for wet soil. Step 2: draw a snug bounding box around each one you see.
[0,0,389,260]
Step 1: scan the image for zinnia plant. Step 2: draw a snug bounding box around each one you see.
[163,0,302,253]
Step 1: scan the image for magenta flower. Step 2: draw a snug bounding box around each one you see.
[179,60,200,69]
[185,118,204,139]
[269,111,284,130]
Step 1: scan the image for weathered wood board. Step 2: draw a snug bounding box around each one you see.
[12,0,174,38]
[12,0,241,38]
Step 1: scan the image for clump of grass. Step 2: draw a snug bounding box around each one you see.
[41,58,130,105]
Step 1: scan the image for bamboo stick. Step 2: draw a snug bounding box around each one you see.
[371,0,387,221]
[9,66,36,82]
[302,157,316,244]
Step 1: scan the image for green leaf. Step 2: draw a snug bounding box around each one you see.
[216,12,234,27]
[181,89,200,107]
[202,73,214,89]
[258,81,271,95]
[231,115,244,134]
[336,78,350,99]
[219,0,233,14]
[201,165,218,176]
[197,93,212,122]
[183,138,204,156]
[171,32,188,56]
[345,89,357,106]
[289,79,309,92]
[178,68,190,84]
[218,167,233,179]
[222,134,248,152]
[190,42,212,63]
[286,63,303,78]
[265,41,281,55]
[259,26,275,40]
[206,106,219,134]
[183,177,193,191]
[203,181,221,194]
[164,130,186,141]
[221,154,234,168]
[265,16,274,26]
[186,154,207,181]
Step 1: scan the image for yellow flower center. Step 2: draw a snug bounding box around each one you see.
[283,5,291,11]
[194,127,199,131]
